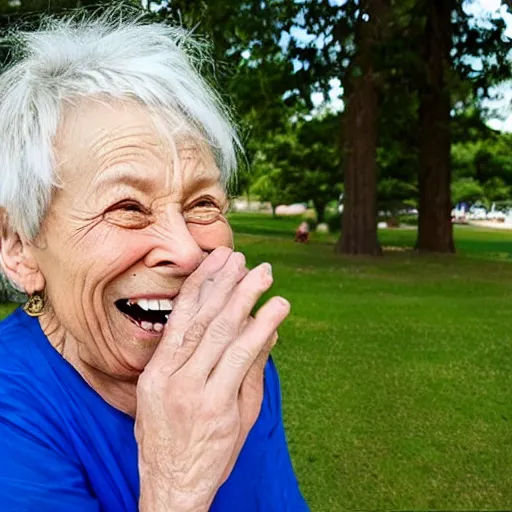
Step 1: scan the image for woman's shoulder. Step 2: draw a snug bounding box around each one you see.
[0,309,74,453]
[0,308,97,414]
[0,307,61,402]
[0,308,38,365]
[0,308,62,379]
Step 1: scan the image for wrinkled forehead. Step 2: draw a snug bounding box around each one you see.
[53,97,221,187]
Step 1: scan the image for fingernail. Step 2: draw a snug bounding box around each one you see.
[261,262,272,276]
[277,297,290,309]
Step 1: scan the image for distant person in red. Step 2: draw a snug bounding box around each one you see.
[295,221,309,243]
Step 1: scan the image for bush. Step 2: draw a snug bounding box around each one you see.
[400,214,418,226]
[325,211,342,233]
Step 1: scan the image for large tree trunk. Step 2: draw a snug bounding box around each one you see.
[416,0,455,253]
[336,0,389,256]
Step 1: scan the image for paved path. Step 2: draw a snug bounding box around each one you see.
[469,220,512,230]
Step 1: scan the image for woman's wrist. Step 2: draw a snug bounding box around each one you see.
[138,462,213,512]
[139,484,211,512]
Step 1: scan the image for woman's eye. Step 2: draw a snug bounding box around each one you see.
[104,200,151,229]
[120,202,146,213]
[185,198,224,224]
[194,199,218,208]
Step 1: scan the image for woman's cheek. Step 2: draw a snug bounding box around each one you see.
[103,231,152,268]
[188,220,234,250]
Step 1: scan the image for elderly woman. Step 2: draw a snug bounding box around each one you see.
[0,14,308,512]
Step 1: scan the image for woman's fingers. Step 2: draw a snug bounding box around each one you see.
[207,296,290,394]
[137,248,291,510]
[185,262,274,376]
[238,330,278,428]
[148,249,287,404]
[170,247,244,325]
[149,248,247,370]
[176,246,233,302]
[212,328,279,486]
[196,252,249,313]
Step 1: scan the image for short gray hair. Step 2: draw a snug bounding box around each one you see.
[0,13,239,240]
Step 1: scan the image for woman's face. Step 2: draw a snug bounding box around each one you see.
[33,99,233,378]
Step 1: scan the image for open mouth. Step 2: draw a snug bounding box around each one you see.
[115,298,174,334]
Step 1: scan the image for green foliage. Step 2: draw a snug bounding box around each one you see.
[0,273,25,303]
[251,166,295,214]
[451,177,485,205]
[249,130,300,212]
[250,113,342,222]
[288,113,342,222]
[324,210,341,233]
[1,0,511,246]
[451,120,512,204]
[484,176,510,202]
[289,0,511,224]
[149,0,302,195]
[377,178,418,213]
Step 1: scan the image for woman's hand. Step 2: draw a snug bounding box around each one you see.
[135,247,289,512]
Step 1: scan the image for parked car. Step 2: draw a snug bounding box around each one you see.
[468,206,487,220]
[486,210,506,221]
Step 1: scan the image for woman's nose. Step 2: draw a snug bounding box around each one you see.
[143,213,204,275]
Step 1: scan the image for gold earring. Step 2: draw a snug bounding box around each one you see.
[23,291,45,317]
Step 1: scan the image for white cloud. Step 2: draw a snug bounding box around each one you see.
[479,0,501,10]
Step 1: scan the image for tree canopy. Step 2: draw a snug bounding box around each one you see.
[0,0,510,254]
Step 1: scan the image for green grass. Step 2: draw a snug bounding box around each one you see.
[229,213,512,510]
[2,214,511,510]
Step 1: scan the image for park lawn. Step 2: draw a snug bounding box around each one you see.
[230,213,512,511]
[1,214,511,510]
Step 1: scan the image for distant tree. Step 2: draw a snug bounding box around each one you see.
[290,0,511,254]
[416,0,455,252]
[0,0,115,23]
[250,133,298,216]
[452,141,479,179]
[451,114,512,199]
[250,113,342,222]
[334,0,391,256]
[251,169,293,217]
[416,0,511,252]
[149,0,300,200]
[484,177,510,203]
[451,177,485,205]
[291,113,342,223]
[378,178,418,217]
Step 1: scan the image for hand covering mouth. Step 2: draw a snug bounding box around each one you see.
[115,298,174,333]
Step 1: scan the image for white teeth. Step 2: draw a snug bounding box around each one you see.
[141,321,152,331]
[164,314,169,320]
[159,299,173,311]
[148,299,160,311]
[139,321,165,334]
[134,298,172,311]
[137,298,149,311]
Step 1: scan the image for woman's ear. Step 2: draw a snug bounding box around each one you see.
[0,218,45,295]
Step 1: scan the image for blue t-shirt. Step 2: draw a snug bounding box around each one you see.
[0,308,308,511]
